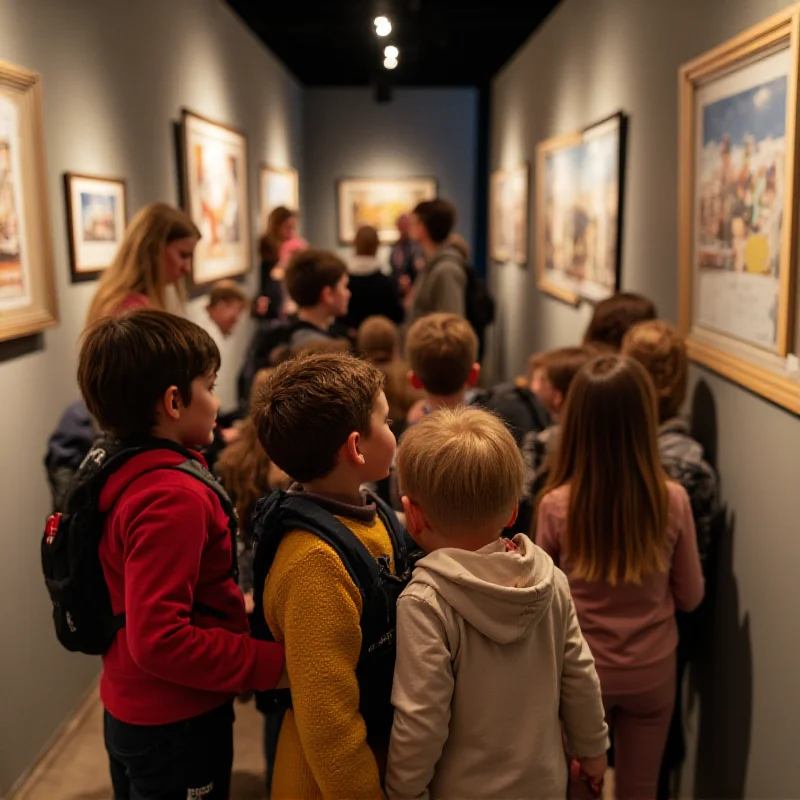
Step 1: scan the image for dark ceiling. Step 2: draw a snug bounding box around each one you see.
[226,0,560,87]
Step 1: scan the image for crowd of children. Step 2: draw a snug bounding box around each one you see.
[41,195,719,800]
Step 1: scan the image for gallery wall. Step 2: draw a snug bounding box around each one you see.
[302,88,479,264]
[490,0,800,796]
[0,0,303,793]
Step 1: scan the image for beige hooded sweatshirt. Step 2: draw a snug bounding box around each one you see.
[385,534,608,800]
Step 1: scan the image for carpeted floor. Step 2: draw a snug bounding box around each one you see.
[13,689,268,800]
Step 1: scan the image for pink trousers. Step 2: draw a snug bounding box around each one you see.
[598,655,676,800]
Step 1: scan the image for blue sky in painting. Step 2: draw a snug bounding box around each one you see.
[702,75,787,146]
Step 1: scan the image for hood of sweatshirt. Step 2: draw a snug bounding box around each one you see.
[411,534,555,644]
[348,255,391,277]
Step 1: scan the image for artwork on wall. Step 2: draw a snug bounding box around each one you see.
[181,109,250,285]
[260,165,299,222]
[536,112,627,305]
[64,173,127,282]
[0,60,57,342]
[679,6,800,414]
[337,177,438,244]
[490,163,529,264]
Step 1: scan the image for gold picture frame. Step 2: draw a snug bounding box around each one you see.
[0,59,57,341]
[678,6,800,414]
[490,163,530,265]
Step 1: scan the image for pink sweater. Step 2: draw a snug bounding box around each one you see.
[537,482,704,670]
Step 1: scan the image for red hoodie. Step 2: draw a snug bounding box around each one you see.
[98,446,284,725]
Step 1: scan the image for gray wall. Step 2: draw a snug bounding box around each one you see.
[303,88,478,262]
[0,0,302,793]
[491,0,800,797]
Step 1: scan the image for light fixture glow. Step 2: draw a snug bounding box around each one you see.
[376,21,392,36]
[384,56,398,70]
[384,45,399,59]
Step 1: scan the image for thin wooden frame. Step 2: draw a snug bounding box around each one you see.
[490,163,530,264]
[536,112,627,306]
[64,172,128,282]
[181,108,250,285]
[0,59,57,341]
[259,164,299,223]
[336,177,438,244]
[678,5,800,414]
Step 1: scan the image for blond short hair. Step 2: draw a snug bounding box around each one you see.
[405,313,478,395]
[207,279,247,307]
[398,406,524,533]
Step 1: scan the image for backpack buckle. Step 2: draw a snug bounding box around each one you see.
[45,513,63,545]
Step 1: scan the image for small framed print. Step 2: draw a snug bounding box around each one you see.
[64,173,128,282]
[260,164,299,221]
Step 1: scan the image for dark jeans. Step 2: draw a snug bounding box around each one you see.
[104,701,234,800]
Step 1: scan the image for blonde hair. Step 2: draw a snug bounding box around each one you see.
[398,406,524,533]
[86,203,200,326]
[622,320,688,423]
[207,279,247,307]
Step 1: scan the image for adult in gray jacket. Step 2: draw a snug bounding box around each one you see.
[409,199,466,321]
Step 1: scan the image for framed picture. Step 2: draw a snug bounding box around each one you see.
[490,163,530,264]
[181,109,250,285]
[337,177,437,244]
[536,112,627,305]
[64,173,127,281]
[0,60,57,342]
[679,6,800,414]
[260,164,299,222]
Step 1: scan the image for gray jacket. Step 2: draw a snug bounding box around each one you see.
[410,244,467,321]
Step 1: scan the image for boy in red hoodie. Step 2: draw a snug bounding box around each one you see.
[77,309,285,799]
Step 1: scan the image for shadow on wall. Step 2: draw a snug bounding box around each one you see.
[0,333,43,364]
[684,380,753,799]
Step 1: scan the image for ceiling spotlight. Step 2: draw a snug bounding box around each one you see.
[374,16,392,36]
[384,56,398,70]
[384,45,399,59]
[374,16,388,26]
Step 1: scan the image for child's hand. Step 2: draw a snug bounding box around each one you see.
[578,753,607,784]
[243,590,255,615]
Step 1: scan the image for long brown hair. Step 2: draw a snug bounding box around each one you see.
[86,203,200,326]
[259,206,295,262]
[543,355,669,585]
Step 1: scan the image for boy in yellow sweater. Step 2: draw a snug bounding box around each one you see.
[251,352,400,799]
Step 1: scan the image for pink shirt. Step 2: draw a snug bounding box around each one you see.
[537,481,704,670]
[114,292,151,315]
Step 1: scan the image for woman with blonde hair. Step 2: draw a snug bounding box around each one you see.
[86,202,200,326]
[536,355,704,800]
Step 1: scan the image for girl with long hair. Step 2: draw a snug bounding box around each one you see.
[258,206,306,320]
[86,203,200,326]
[536,355,703,800]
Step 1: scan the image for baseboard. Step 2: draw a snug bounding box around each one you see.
[6,676,101,799]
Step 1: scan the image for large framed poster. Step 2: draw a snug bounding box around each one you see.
[0,60,57,341]
[490,163,530,264]
[181,109,250,284]
[679,6,800,413]
[536,112,627,305]
[260,164,299,220]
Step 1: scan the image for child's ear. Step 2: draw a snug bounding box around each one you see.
[467,362,481,387]
[505,503,519,530]
[160,385,182,420]
[344,431,366,466]
[320,286,334,306]
[401,496,425,538]
[409,371,424,390]
[553,390,565,413]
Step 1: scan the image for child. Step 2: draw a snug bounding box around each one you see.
[206,279,248,337]
[404,312,480,425]
[357,315,424,438]
[386,407,609,799]
[583,291,657,351]
[76,309,285,799]
[251,352,403,799]
[536,355,705,800]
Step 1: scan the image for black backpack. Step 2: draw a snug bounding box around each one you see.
[41,438,238,656]
[250,489,418,748]
[429,250,495,336]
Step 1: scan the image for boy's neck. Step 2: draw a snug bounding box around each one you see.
[301,475,364,507]
[297,305,334,331]
[421,238,439,258]
[425,389,468,410]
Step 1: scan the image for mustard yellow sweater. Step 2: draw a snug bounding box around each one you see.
[263,499,395,800]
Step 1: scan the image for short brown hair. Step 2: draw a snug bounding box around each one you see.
[252,352,384,482]
[398,407,524,532]
[538,347,595,396]
[583,292,658,351]
[357,315,398,360]
[354,225,380,257]
[413,199,456,244]
[284,248,348,308]
[207,279,247,307]
[622,320,688,423]
[78,309,220,439]
[406,313,477,396]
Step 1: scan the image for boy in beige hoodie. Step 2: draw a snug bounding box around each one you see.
[386,407,609,800]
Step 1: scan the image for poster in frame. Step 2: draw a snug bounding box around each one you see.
[490,163,530,264]
[536,112,627,306]
[0,59,57,342]
[260,164,299,222]
[678,5,800,414]
[337,177,438,244]
[181,109,250,285]
[64,173,128,282]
